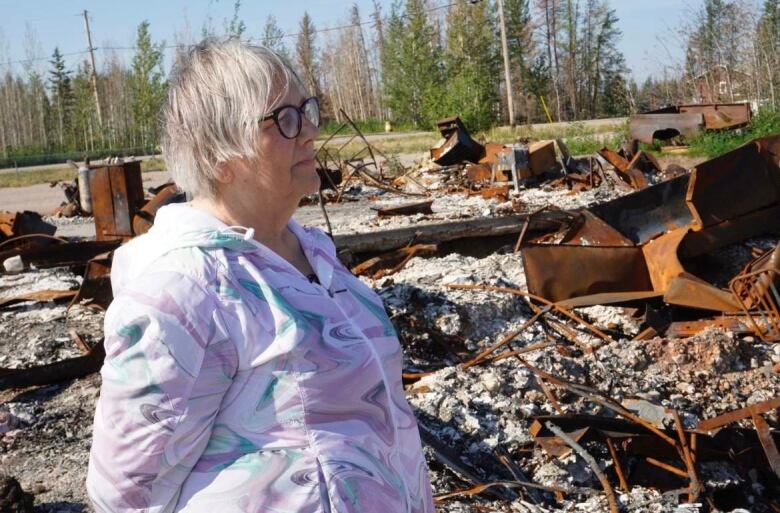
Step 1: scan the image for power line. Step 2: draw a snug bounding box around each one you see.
[0,1,460,68]
[0,50,91,68]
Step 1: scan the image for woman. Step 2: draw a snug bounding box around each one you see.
[87,38,434,513]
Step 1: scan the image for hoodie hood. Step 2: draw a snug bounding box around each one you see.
[111,203,336,296]
[111,203,259,295]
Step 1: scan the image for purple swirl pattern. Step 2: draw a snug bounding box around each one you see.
[87,206,434,513]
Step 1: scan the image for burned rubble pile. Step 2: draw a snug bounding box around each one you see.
[0,115,779,513]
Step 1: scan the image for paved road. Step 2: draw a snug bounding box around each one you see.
[0,169,172,225]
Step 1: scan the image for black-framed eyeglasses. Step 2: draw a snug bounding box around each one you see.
[260,97,320,139]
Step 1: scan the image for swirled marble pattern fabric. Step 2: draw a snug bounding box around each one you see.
[87,203,434,513]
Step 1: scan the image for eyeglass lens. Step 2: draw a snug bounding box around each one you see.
[276,98,320,138]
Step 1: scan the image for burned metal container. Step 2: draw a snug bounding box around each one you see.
[629,102,752,145]
[89,161,145,241]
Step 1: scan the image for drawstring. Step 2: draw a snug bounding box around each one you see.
[220,225,255,241]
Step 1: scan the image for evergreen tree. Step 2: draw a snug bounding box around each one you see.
[48,47,73,149]
[261,15,290,61]
[72,60,97,151]
[505,0,540,122]
[442,1,499,129]
[296,12,323,100]
[129,21,166,148]
[757,0,780,106]
[600,71,629,116]
[382,0,444,127]
[226,0,246,39]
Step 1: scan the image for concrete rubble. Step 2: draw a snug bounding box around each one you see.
[0,114,779,512]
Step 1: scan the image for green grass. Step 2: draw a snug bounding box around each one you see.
[687,108,780,158]
[0,158,167,188]
[0,166,76,188]
[317,132,440,159]
[141,157,166,172]
[318,118,415,137]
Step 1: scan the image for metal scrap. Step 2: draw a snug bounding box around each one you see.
[316,109,424,202]
[0,211,56,242]
[523,135,780,325]
[372,200,434,217]
[630,102,752,145]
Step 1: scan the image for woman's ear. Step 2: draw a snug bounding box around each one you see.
[213,161,235,184]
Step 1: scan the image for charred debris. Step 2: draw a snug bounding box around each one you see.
[1,112,779,512]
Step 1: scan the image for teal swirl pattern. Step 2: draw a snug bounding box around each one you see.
[87,204,434,513]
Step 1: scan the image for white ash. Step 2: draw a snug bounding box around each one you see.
[0,267,81,300]
[42,215,94,226]
[575,305,641,336]
[518,181,624,212]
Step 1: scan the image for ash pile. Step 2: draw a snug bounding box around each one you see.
[1,113,779,513]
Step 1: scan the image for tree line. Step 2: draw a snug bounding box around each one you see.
[8,0,766,163]
[634,0,780,112]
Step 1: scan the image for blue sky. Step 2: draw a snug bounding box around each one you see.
[0,0,697,83]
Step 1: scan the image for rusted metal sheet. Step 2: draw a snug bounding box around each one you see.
[372,200,434,217]
[431,117,485,165]
[666,317,755,338]
[678,103,752,130]
[686,137,780,231]
[752,413,780,479]
[522,244,653,302]
[629,112,703,145]
[68,252,113,312]
[0,290,77,310]
[0,211,56,241]
[529,419,589,458]
[465,163,493,183]
[468,185,509,201]
[697,396,780,432]
[588,174,693,244]
[630,103,751,145]
[560,210,633,246]
[132,183,184,236]
[351,244,437,279]
[525,135,780,312]
[597,147,630,172]
[528,140,560,176]
[642,227,741,312]
[0,239,121,270]
[598,148,649,189]
[680,204,780,259]
[90,161,145,241]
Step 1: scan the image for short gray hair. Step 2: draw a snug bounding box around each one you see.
[161,38,306,199]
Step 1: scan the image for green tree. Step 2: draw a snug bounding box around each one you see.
[72,60,97,151]
[442,1,499,129]
[296,12,323,98]
[757,0,780,107]
[48,47,73,149]
[226,0,246,38]
[505,0,540,122]
[261,15,291,61]
[129,21,166,148]
[382,0,444,127]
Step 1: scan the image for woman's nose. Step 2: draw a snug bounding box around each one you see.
[300,114,320,141]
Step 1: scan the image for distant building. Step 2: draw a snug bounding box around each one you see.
[693,64,751,103]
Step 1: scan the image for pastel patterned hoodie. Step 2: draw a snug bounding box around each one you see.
[87,203,434,513]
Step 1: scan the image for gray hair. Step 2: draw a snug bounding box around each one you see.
[161,38,306,199]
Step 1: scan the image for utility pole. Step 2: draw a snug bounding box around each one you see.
[82,10,103,128]
[496,0,515,127]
